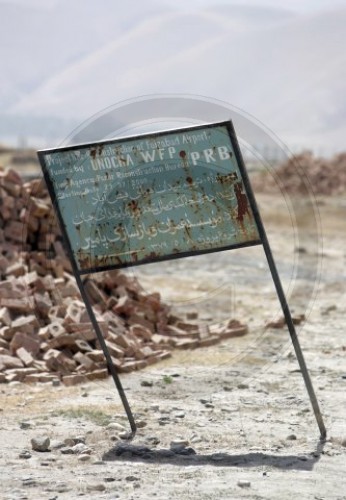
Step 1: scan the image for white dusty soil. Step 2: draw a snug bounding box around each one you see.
[0,193,345,500]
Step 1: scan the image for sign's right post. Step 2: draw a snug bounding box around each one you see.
[228,121,327,440]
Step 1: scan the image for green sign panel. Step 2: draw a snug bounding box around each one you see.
[38,121,260,273]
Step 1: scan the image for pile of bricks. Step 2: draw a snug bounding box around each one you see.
[0,167,248,385]
[254,151,346,195]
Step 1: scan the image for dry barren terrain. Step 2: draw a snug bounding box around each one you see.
[0,193,345,500]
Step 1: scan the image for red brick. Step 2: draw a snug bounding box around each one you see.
[47,334,77,349]
[32,359,49,372]
[105,340,125,359]
[1,167,22,185]
[4,367,37,382]
[197,336,220,348]
[71,328,96,342]
[74,339,93,353]
[102,311,126,333]
[63,301,83,326]
[41,274,55,291]
[4,220,27,243]
[151,334,172,348]
[119,359,148,373]
[48,305,67,320]
[27,196,51,217]
[34,292,52,317]
[20,209,40,232]
[129,324,152,341]
[85,350,105,363]
[10,332,40,357]
[0,307,11,326]
[174,338,199,349]
[0,297,35,313]
[174,321,199,333]
[11,314,39,334]
[153,350,171,361]
[62,374,87,386]
[0,354,24,369]
[0,280,26,299]
[73,351,96,370]
[37,326,51,341]
[0,255,9,273]
[110,356,123,370]
[128,313,155,332]
[5,262,27,277]
[25,373,59,384]
[86,368,108,381]
[140,345,155,358]
[113,295,135,315]
[0,326,13,341]
[53,240,66,258]
[140,292,161,312]
[108,333,132,350]
[198,324,210,339]
[44,349,76,372]
[56,280,79,298]
[0,337,10,350]
[16,347,34,366]
[219,325,248,339]
[5,372,23,382]
[47,321,65,338]
[160,324,199,339]
[23,271,39,286]
[84,279,107,305]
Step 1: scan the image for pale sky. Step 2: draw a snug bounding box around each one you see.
[2,0,346,12]
[176,0,346,12]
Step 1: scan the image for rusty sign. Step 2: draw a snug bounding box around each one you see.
[38,121,261,273]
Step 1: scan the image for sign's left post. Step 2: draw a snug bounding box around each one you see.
[37,149,137,437]
[75,273,137,436]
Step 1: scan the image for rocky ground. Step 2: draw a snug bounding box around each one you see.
[0,193,345,500]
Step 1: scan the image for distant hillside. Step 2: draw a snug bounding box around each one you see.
[2,2,346,151]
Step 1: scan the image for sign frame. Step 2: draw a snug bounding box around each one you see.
[38,120,326,440]
[39,121,262,274]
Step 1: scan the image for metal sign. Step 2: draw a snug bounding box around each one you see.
[38,122,260,273]
[38,120,326,440]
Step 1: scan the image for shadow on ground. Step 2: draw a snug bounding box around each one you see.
[102,439,325,471]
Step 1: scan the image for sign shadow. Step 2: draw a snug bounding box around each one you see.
[102,438,325,471]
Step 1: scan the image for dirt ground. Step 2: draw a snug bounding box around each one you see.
[0,193,345,500]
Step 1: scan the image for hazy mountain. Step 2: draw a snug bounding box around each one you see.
[0,0,170,109]
[2,1,345,152]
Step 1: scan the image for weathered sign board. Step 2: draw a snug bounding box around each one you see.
[38,122,260,273]
[38,120,326,440]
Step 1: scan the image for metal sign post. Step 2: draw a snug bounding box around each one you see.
[38,120,326,439]
[228,122,326,439]
[77,273,137,436]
